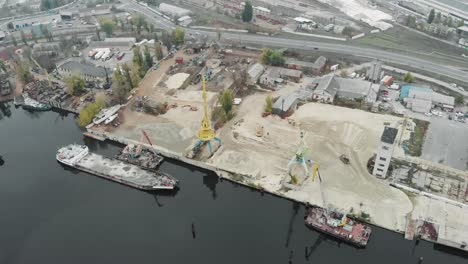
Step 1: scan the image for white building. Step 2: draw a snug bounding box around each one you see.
[159,3,191,18]
[373,127,398,179]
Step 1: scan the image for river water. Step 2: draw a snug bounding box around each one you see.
[0,102,467,264]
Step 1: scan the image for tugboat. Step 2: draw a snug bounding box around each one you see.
[21,95,51,111]
[305,168,372,247]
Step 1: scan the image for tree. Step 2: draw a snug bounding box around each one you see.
[153,32,159,42]
[96,28,101,41]
[31,30,38,44]
[242,1,253,22]
[149,24,155,33]
[458,19,465,28]
[434,12,442,24]
[173,27,185,45]
[455,95,464,105]
[406,15,417,28]
[135,15,147,35]
[261,48,284,66]
[427,9,435,24]
[10,35,17,46]
[130,64,141,87]
[264,95,273,113]
[261,48,274,64]
[446,16,453,27]
[7,22,13,30]
[20,30,27,45]
[143,45,153,69]
[155,42,163,60]
[403,72,415,83]
[216,28,222,41]
[16,63,33,83]
[133,47,143,68]
[112,68,129,103]
[99,17,115,37]
[161,31,172,48]
[220,89,233,116]
[269,52,285,66]
[121,63,133,89]
[65,74,86,95]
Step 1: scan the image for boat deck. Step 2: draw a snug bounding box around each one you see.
[77,153,168,187]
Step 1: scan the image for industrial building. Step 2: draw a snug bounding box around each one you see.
[159,3,191,18]
[58,61,109,82]
[285,56,327,75]
[366,60,383,83]
[310,74,379,104]
[7,15,60,30]
[400,85,455,112]
[373,127,398,179]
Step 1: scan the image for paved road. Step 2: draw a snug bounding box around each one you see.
[120,0,468,85]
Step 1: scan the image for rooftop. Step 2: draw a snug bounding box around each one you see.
[59,61,108,78]
[248,63,265,79]
[381,127,398,144]
[314,74,339,97]
[272,93,299,111]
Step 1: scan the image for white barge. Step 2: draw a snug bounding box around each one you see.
[56,144,178,190]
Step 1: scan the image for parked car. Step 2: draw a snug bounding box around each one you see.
[424,112,433,117]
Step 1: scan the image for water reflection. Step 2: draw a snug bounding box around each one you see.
[0,101,12,119]
[285,202,300,247]
[203,173,218,200]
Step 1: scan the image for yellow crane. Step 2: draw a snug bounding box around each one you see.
[193,75,221,155]
[30,56,52,86]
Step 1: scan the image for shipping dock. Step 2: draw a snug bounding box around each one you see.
[56,144,178,190]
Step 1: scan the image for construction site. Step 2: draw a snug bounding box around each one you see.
[87,45,468,252]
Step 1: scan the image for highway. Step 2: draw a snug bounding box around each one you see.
[120,0,468,86]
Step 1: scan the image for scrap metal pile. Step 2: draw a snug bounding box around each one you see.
[132,96,168,115]
[116,144,164,171]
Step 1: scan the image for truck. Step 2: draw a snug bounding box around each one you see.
[94,50,104,60]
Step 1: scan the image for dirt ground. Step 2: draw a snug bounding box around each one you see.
[209,92,413,231]
[105,50,218,153]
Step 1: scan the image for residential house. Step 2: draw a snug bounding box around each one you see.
[285,56,327,75]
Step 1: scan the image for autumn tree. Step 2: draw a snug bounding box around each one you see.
[403,72,415,83]
[264,96,273,113]
[65,74,86,95]
[172,27,185,46]
[16,63,33,83]
[112,68,130,103]
[133,46,143,68]
[130,64,141,87]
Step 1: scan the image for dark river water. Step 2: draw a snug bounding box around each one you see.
[0,101,467,264]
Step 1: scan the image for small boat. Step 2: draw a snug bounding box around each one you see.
[22,96,51,111]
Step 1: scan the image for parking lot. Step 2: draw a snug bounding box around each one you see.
[421,114,468,170]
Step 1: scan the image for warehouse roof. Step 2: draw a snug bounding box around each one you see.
[59,61,108,78]
[272,94,299,112]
